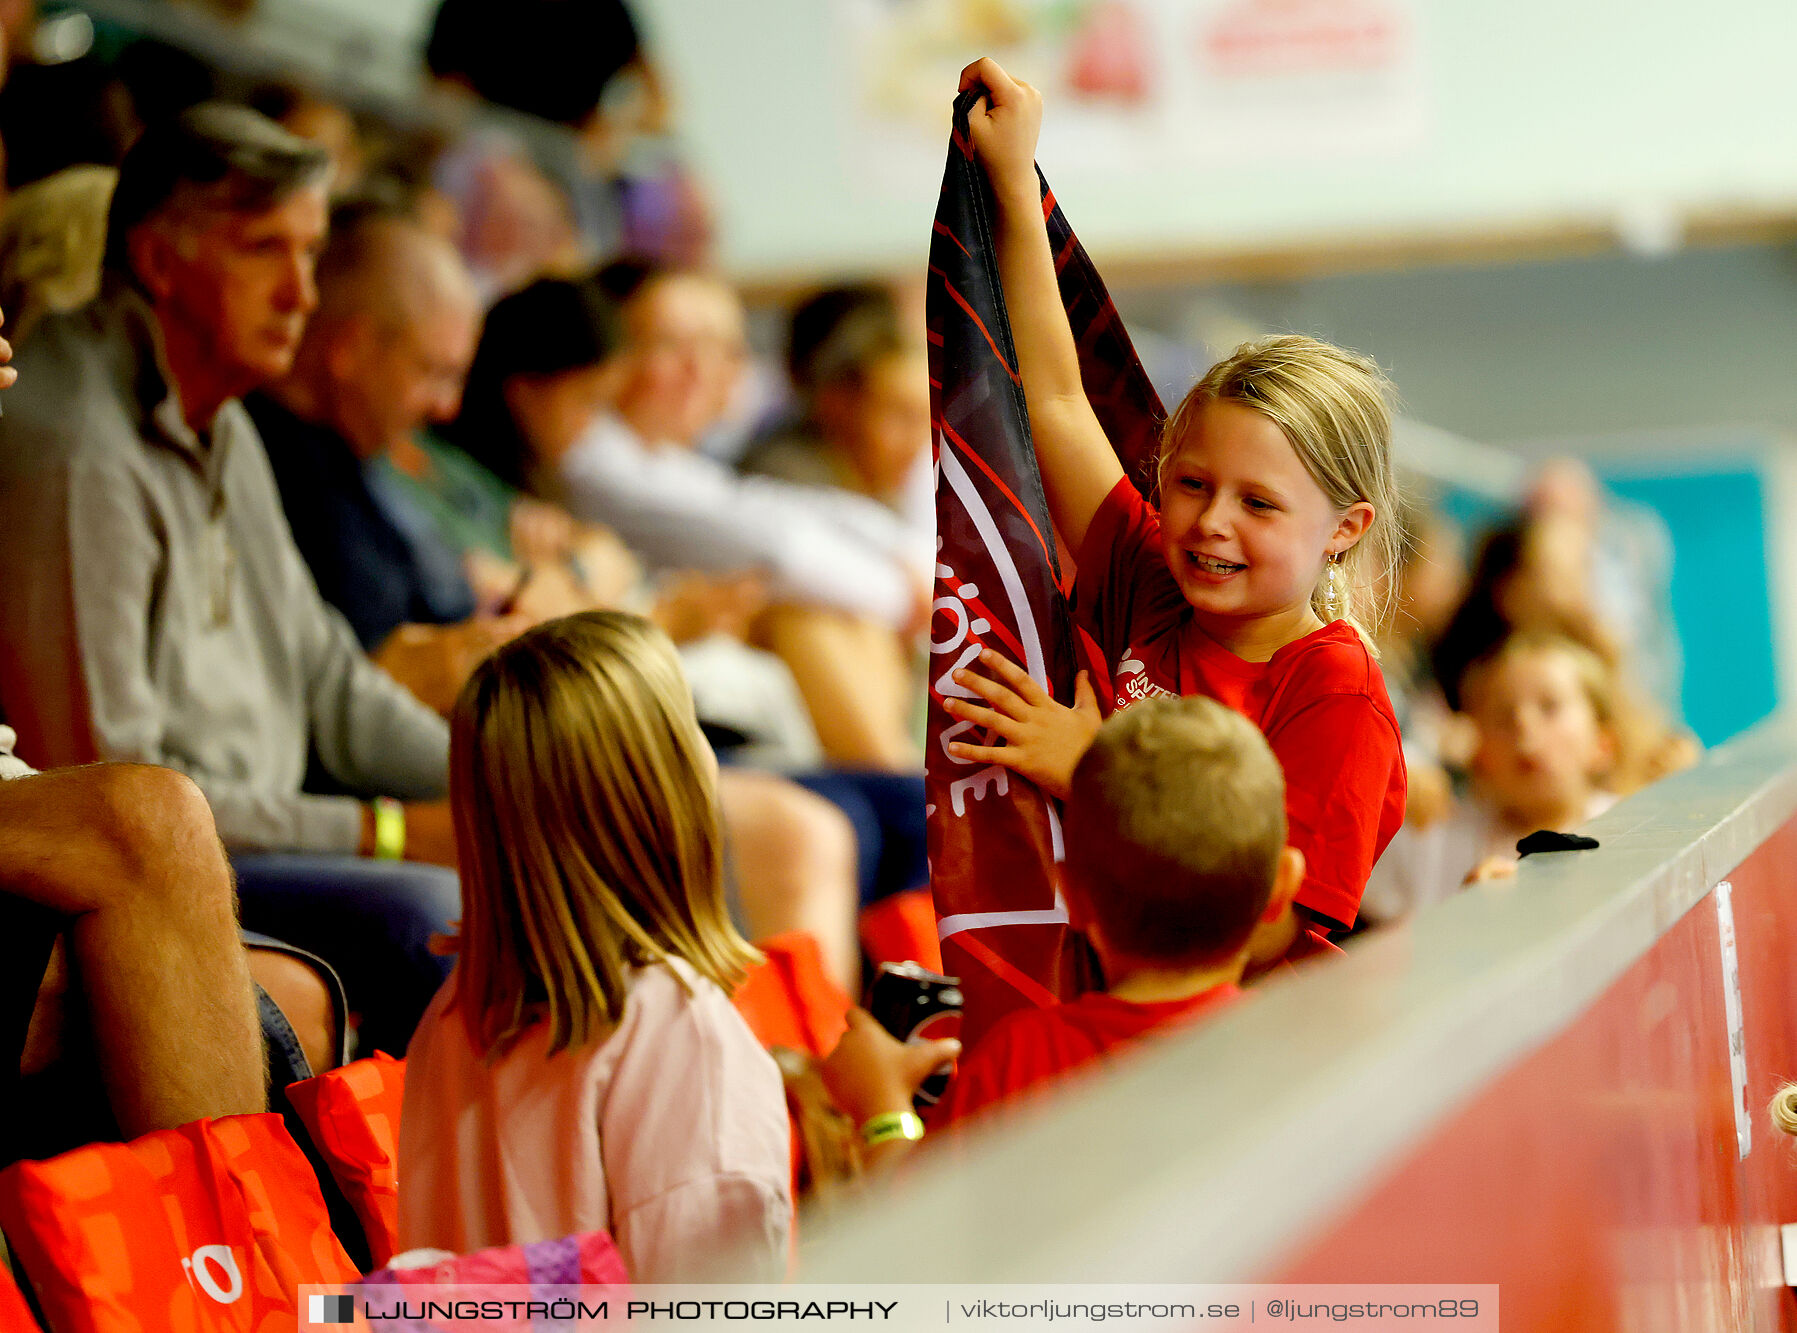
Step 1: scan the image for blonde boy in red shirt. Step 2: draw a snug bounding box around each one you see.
[930,694,1304,1131]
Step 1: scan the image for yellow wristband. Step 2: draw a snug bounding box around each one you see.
[372,797,406,860]
[860,1110,925,1147]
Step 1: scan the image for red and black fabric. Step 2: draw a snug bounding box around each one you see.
[926,89,1165,1046]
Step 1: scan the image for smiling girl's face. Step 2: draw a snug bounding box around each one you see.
[1158,399,1369,656]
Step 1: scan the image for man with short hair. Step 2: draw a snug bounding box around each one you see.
[0,104,458,1056]
[245,207,522,713]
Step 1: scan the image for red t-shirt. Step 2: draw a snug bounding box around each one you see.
[1072,478,1406,929]
[931,983,1240,1131]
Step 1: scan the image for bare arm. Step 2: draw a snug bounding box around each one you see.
[960,58,1123,555]
[817,1008,962,1175]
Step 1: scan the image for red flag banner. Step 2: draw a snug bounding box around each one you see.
[926,90,1164,1046]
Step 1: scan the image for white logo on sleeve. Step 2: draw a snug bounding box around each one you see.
[1113,645,1174,708]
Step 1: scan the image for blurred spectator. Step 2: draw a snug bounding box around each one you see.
[0,163,112,346]
[352,270,639,616]
[787,285,899,398]
[1525,458,1683,718]
[248,81,368,197]
[424,0,651,134]
[0,105,459,1057]
[741,284,932,534]
[552,259,929,768]
[1432,507,1695,797]
[246,208,528,713]
[445,273,625,494]
[446,277,931,983]
[723,285,899,468]
[443,143,585,304]
[1363,631,1621,922]
[0,13,136,192]
[425,0,706,267]
[256,217,810,769]
[252,226,877,990]
[441,273,809,721]
[1432,519,1614,715]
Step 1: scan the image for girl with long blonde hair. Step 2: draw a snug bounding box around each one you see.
[397,610,790,1279]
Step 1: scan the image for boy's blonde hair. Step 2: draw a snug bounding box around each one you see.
[1064,695,1286,967]
[1161,334,1401,646]
[448,610,757,1058]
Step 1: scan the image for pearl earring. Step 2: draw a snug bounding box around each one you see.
[1321,552,1345,621]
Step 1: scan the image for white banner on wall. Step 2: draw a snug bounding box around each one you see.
[838,0,1428,188]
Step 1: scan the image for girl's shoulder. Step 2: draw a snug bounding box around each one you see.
[1271,621,1393,704]
[628,956,729,1013]
[622,958,761,1049]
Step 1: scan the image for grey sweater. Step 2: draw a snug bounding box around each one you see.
[0,284,448,852]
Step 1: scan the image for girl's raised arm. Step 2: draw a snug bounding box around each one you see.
[959,58,1124,555]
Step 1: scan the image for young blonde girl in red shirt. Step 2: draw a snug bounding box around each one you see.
[945,58,1406,945]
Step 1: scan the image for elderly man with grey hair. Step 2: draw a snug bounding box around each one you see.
[0,103,459,1058]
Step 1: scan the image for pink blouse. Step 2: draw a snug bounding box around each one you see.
[398,959,791,1281]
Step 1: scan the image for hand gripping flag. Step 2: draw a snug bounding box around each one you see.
[926,89,1165,1047]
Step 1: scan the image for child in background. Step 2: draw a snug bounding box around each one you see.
[945,59,1405,948]
[397,611,791,1280]
[931,695,1303,1131]
[1431,511,1696,798]
[1362,631,1619,922]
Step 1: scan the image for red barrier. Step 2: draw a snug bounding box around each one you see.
[1275,820,1797,1331]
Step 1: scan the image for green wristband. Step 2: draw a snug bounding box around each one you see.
[372,797,406,861]
[860,1110,925,1147]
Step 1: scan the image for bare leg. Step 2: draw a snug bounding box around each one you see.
[757,605,920,771]
[246,948,339,1079]
[0,764,265,1134]
[717,768,860,994]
